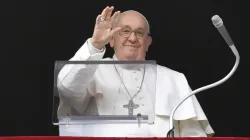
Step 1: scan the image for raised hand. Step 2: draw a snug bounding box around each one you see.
[91,6,121,49]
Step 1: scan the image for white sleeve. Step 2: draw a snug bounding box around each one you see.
[87,38,105,55]
[57,38,106,114]
[179,119,207,137]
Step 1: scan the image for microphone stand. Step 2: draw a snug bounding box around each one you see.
[166,16,240,137]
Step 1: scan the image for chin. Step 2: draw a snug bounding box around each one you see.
[123,52,136,58]
[123,55,137,60]
[125,55,144,61]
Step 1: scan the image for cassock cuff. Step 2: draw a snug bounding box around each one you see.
[87,38,105,55]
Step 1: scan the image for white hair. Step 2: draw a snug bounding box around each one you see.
[113,10,150,34]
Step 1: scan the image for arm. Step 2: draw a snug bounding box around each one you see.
[57,6,121,115]
[57,38,105,114]
[58,38,105,93]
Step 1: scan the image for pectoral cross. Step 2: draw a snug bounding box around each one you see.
[123,99,139,115]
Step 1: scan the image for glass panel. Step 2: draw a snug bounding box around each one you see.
[52,60,157,126]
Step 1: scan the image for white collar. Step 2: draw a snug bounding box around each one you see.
[112,54,145,71]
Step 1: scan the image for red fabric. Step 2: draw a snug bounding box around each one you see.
[0,137,249,140]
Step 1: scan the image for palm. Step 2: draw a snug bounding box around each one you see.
[91,6,121,48]
[93,21,112,43]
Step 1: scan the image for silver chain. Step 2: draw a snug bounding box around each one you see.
[114,64,146,100]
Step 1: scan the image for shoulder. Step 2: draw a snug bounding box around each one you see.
[156,64,191,90]
[156,64,189,84]
[156,64,185,78]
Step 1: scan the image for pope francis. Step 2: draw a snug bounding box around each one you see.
[56,6,214,137]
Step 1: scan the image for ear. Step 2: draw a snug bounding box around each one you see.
[145,36,152,52]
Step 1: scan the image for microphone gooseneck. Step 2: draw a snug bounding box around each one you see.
[166,15,240,137]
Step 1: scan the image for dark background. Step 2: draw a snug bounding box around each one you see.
[0,0,249,137]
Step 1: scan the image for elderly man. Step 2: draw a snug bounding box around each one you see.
[57,6,214,137]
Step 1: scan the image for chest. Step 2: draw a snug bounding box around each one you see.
[92,65,156,121]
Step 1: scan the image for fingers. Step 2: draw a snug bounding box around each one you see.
[100,6,114,20]
[111,11,121,23]
[95,14,102,24]
[100,6,109,19]
[105,6,114,20]
[109,27,122,38]
[96,6,120,25]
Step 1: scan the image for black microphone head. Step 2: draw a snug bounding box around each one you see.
[212,15,223,27]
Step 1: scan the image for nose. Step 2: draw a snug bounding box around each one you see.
[128,32,137,43]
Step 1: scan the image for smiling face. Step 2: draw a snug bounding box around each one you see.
[110,11,152,60]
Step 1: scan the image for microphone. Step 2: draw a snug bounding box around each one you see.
[212,15,234,46]
[166,15,240,137]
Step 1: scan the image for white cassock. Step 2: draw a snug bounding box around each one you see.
[56,38,215,137]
